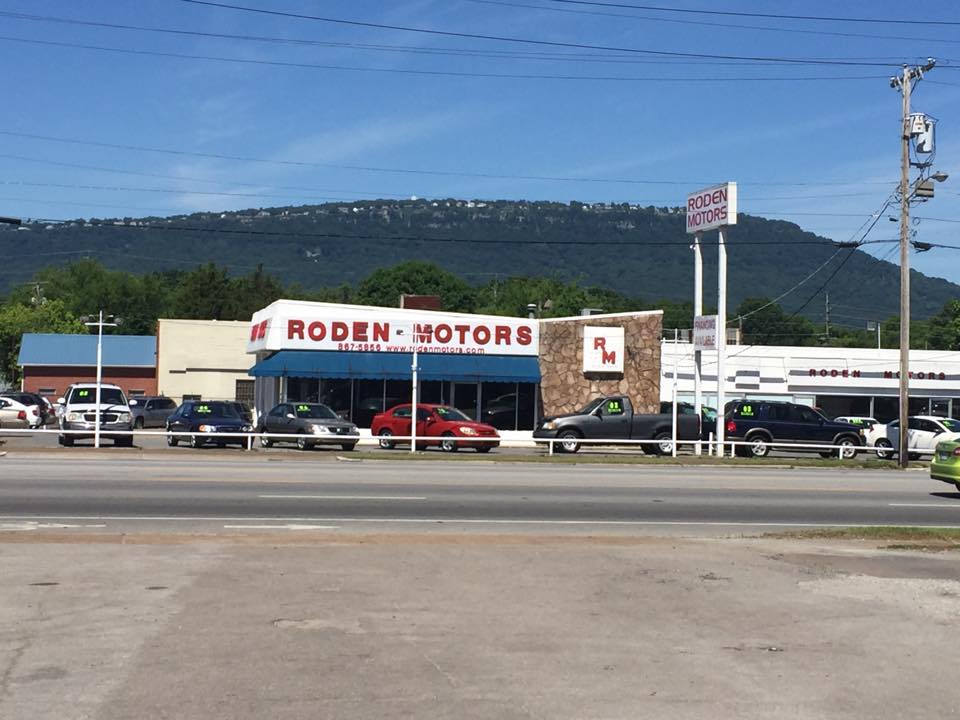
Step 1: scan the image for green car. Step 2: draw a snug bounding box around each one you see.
[930,439,960,488]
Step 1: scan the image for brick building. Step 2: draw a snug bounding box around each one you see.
[18,333,157,401]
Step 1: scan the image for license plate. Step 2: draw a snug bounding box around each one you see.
[938,452,949,460]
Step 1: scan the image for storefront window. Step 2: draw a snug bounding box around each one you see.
[931,399,950,418]
[452,382,479,421]
[385,380,411,415]
[419,381,445,405]
[815,395,871,420]
[352,379,385,428]
[319,379,352,420]
[481,382,518,430]
[909,397,931,416]
[873,396,898,423]
[287,378,319,403]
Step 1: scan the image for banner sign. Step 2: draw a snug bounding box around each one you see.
[686,182,737,234]
[583,326,624,372]
[248,300,539,356]
[693,314,719,351]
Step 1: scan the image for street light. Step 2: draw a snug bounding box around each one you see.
[81,311,119,449]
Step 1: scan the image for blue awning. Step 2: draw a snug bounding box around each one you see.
[249,350,540,383]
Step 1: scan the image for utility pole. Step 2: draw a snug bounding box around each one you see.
[891,59,935,468]
[824,292,830,341]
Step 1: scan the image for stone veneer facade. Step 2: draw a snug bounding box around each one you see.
[537,311,663,417]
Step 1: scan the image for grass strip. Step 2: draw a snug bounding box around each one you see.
[769,526,960,551]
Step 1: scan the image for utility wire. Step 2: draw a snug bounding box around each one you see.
[0,36,888,83]
[173,0,913,67]
[543,0,960,26]
[0,130,896,188]
[470,0,960,45]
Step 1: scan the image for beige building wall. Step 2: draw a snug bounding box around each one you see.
[538,311,663,418]
[156,319,252,404]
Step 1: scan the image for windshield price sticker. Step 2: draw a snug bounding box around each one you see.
[297,405,310,412]
[607,400,622,414]
[740,404,754,417]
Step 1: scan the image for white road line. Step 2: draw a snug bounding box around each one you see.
[888,503,960,508]
[223,524,340,530]
[258,495,426,501]
[2,515,960,529]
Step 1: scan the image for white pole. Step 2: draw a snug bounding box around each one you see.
[94,309,103,450]
[410,325,419,454]
[716,227,728,457]
[693,232,703,456]
[671,328,678,458]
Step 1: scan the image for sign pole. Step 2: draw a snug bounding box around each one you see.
[716,226,728,457]
[410,325,419,454]
[693,232,703,455]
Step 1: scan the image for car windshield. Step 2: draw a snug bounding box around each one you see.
[294,404,338,420]
[69,387,127,406]
[577,398,606,415]
[435,406,472,422]
[940,418,960,431]
[191,403,240,419]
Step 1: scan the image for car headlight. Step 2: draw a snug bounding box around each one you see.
[542,420,557,431]
[66,412,83,422]
[242,425,253,432]
[199,424,217,433]
[312,424,331,435]
[117,412,130,422]
[459,426,479,436]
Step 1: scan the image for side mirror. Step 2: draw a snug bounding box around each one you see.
[129,399,138,406]
[426,416,436,424]
[286,413,296,420]
[57,397,65,405]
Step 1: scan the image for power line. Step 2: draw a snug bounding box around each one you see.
[543,0,960,26]
[0,35,888,83]
[1,10,933,66]
[0,129,896,188]
[173,0,913,67]
[470,0,960,45]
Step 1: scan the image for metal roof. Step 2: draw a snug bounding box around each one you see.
[18,333,156,368]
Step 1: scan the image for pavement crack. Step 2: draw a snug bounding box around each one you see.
[0,641,28,701]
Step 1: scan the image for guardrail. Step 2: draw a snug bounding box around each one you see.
[0,426,937,460]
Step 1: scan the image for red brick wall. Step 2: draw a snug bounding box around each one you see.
[22,366,157,401]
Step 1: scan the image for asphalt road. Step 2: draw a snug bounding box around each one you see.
[1,455,957,535]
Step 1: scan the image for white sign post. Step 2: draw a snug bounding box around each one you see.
[687,183,737,457]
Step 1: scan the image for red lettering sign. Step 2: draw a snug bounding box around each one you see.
[287,319,304,340]
[308,321,325,341]
[601,349,617,365]
[353,321,368,342]
[517,326,532,346]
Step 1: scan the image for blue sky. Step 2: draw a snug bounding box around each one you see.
[1,0,958,292]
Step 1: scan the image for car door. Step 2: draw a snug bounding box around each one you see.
[417,408,436,440]
[391,407,413,441]
[0,398,15,427]
[595,397,630,440]
[794,405,828,445]
[913,418,942,452]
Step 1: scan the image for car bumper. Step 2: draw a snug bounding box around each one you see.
[308,434,360,445]
[930,460,960,485]
[61,420,133,439]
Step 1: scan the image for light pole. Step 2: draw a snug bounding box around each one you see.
[82,311,118,449]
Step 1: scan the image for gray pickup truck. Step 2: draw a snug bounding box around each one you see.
[533,395,701,454]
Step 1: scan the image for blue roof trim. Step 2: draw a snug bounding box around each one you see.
[18,333,156,368]
[249,350,541,383]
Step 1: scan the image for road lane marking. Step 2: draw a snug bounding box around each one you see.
[224,524,340,530]
[3,515,960,529]
[888,503,960,508]
[0,521,107,531]
[258,495,426,501]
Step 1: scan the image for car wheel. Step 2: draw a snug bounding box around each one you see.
[59,433,74,447]
[189,434,204,449]
[166,427,178,447]
[340,443,357,451]
[653,431,674,456]
[260,434,273,448]
[134,417,144,430]
[296,433,312,451]
[835,437,858,460]
[117,436,134,448]
[440,432,458,453]
[908,452,921,461]
[875,439,894,459]
[378,429,395,449]
[557,429,581,454]
[746,434,771,458]
[476,446,492,454]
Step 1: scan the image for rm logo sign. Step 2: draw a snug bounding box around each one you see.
[583,326,624,373]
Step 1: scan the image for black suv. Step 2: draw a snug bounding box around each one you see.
[724,400,863,459]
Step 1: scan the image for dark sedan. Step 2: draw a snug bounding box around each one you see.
[258,402,360,451]
[166,401,253,448]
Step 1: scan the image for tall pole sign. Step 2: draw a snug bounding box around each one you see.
[687,182,737,456]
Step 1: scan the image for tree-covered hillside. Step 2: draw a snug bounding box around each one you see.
[1,199,955,320]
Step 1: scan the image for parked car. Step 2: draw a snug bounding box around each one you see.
[1,392,50,426]
[372,403,500,452]
[129,396,179,428]
[661,401,717,440]
[0,396,38,429]
[258,402,360,451]
[724,400,863,459]
[931,438,960,489]
[165,401,253,448]
[57,383,134,447]
[534,396,701,454]
[231,401,254,424]
[872,416,960,460]
[833,415,879,428]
